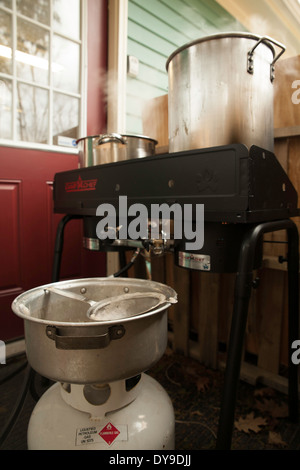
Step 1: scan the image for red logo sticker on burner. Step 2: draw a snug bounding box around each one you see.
[65,175,97,193]
[99,422,120,445]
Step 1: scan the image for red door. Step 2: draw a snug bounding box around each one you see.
[0,0,108,341]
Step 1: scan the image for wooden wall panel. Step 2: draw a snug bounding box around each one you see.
[142,95,168,149]
[195,272,220,369]
[274,55,300,129]
[257,269,286,373]
[287,137,300,237]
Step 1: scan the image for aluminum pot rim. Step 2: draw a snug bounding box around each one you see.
[11,277,177,327]
[166,31,277,70]
[76,134,158,145]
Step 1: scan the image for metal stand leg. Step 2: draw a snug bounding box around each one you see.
[216,219,299,450]
[52,215,83,282]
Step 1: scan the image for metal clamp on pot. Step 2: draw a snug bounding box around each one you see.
[247,35,286,81]
[45,324,125,350]
[97,133,126,146]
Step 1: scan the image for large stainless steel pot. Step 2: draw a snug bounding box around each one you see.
[166,33,285,153]
[11,278,177,384]
[76,133,158,167]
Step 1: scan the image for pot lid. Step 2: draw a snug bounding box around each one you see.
[76,133,158,145]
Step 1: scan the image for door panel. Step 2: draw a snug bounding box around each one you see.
[0,180,22,290]
[0,179,24,340]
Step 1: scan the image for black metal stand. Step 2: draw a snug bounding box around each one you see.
[216,219,299,450]
[52,215,299,450]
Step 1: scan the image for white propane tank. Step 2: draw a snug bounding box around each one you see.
[27,373,175,450]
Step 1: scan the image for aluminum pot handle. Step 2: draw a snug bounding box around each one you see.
[97,133,126,146]
[247,36,286,81]
[45,324,125,350]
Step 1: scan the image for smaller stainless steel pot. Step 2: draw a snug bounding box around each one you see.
[76,133,158,167]
[11,278,177,384]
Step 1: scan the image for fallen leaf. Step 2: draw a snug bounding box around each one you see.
[234,412,268,434]
[164,347,174,356]
[186,363,207,378]
[255,399,288,418]
[184,363,212,392]
[268,431,288,448]
[196,376,210,392]
[191,410,203,418]
[254,387,276,398]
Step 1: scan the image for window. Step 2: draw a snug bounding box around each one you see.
[0,0,85,150]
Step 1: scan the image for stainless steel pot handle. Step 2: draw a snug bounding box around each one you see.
[97,133,126,146]
[247,36,286,81]
[45,324,125,350]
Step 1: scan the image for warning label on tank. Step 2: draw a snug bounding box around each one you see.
[76,423,128,447]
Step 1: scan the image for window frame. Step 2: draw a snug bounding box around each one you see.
[0,0,87,153]
[107,0,128,133]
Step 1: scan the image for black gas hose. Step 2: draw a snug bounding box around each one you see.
[0,364,34,448]
[113,248,140,277]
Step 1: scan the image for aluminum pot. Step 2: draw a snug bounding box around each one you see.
[76,133,158,167]
[11,278,177,384]
[166,33,285,153]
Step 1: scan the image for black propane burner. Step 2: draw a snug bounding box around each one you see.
[54,143,299,223]
[53,144,299,450]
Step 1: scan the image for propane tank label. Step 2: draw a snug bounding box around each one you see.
[76,422,128,447]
